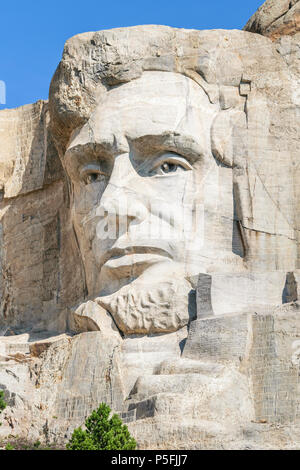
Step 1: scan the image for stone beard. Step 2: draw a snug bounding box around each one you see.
[97,277,193,335]
[64,71,236,334]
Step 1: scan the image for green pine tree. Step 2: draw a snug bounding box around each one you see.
[0,390,5,412]
[66,403,137,450]
[0,389,6,427]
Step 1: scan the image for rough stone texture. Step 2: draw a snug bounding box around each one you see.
[184,306,300,425]
[0,0,300,450]
[244,0,300,40]
[245,0,300,276]
[1,309,300,449]
[0,102,86,332]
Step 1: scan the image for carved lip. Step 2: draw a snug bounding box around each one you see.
[101,245,173,267]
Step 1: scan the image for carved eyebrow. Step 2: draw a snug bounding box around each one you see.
[64,142,113,178]
[65,142,112,161]
[129,132,205,163]
[64,132,205,177]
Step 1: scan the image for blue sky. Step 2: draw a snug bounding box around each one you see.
[0,0,263,110]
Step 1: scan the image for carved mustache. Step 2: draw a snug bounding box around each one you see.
[100,245,173,267]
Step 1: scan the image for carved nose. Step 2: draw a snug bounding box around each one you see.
[98,154,148,226]
[99,186,147,224]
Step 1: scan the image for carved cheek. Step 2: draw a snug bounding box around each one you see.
[145,173,194,238]
[71,183,106,250]
[73,181,107,214]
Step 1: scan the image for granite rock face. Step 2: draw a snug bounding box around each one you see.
[244,0,300,40]
[0,102,86,333]
[0,0,300,449]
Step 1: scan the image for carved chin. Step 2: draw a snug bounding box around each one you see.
[97,278,195,335]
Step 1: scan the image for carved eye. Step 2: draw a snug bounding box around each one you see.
[160,162,178,174]
[85,172,104,184]
[154,153,193,176]
[80,164,107,185]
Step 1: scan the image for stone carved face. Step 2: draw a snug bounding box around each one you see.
[64,71,244,334]
[47,26,297,335]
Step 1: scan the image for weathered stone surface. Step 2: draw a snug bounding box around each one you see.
[0,0,300,450]
[245,0,300,274]
[1,309,300,449]
[0,102,85,331]
[0,101,62,198]
[244,0,300,40]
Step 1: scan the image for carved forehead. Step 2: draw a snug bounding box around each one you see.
[93,72,216,137]
[67,72,217,156]
[97,71,210,106]
[49,25,287,155]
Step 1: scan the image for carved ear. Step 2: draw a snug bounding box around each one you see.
[211,110,247,167]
